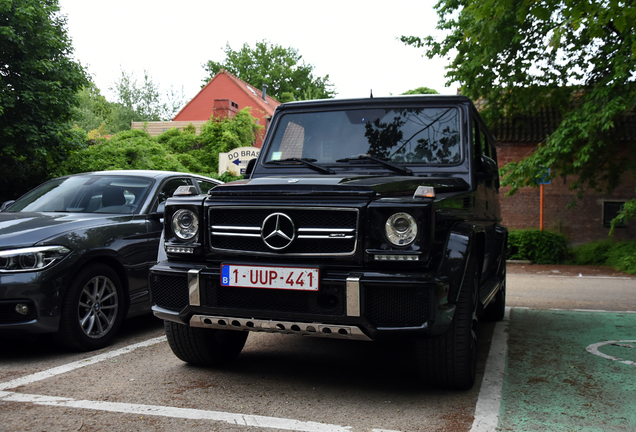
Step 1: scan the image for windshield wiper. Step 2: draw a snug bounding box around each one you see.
[265,158,334,174]
[336,155,413,176]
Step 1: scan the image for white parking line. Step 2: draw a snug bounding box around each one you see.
[0,391,356,432]
[469,307,510,432]
[0,335,167,391]
[0,335,400,432]
[550,308,636,314]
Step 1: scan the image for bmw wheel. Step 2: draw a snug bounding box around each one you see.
[54,264,125,351]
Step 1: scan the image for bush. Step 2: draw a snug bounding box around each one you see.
[507,229,568,264]
[571,239,614,265]
[55,108,262,181]
[570,240,636,274]
[606,242,636,274]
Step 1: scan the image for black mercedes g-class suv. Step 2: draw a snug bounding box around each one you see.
[150,95,507,390]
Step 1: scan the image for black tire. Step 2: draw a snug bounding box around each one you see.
[164,321,248,366]
[416,254,479,390]
[54,264,124,351]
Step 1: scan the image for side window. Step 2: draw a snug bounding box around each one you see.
[472,120,480,160]
[154,178,193,212]
[479,126,498,174]
[197,179,219,194]
[480,129,491,158]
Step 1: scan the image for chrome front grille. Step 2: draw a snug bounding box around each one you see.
[209,206,358,256]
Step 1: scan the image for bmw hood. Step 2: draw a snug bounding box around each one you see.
[208,175,470,198]
[0,212,133,249]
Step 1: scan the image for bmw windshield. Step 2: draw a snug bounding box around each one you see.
[5,175,153,214]
[264,107,462,167]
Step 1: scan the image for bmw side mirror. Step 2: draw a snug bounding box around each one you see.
[148,201,165,220]
[1,200,15,211]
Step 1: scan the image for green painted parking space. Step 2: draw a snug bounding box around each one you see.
[499,309,636,431]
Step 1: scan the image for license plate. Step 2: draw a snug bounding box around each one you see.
[221,264,319,291]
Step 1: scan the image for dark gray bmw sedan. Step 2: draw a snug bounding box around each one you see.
[0,170,221,351]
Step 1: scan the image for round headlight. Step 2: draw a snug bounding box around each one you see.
[172,209,199,241]
[385,212,418,246]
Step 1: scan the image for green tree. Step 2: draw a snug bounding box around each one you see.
[72,81,148,136]
[202,40,336,101]
[72,82,113,133]
[402,0,636,219]
[0,0,88,200]
[401,87,439,95]
[110,69,186,123]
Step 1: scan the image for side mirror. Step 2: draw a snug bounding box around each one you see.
[1,200,15,212]
[244,158,256,179]
[148,201,165,220]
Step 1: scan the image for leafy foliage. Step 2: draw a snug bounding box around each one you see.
[402,0,636,219]
[571,240,636,274]
[507,229,568,264]
[612,199,636,235]
[571,239,615,266]
[606,242,636,274]
[110,69,186,122]
[401,87,440,95]
[55,129,188,175]
[203,40,336,101]
[57,108,262,179]
[0,0,88,201]
[72,83,113,133]
[72,71,187,137]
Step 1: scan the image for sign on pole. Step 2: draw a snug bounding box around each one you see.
[218,147,260,176]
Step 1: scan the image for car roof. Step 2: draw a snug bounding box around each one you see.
[275,95,473,111]
[64,170,218,181]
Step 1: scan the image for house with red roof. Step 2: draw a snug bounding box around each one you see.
[132,70,280,147]
[173,70,279,147]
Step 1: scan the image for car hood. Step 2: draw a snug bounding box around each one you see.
[208,175,470,199]
[0,212,134,249]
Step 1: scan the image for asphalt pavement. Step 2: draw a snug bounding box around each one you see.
[0,267,634,431]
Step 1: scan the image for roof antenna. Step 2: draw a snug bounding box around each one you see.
[370,89,373,98]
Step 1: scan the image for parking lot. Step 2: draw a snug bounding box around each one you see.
[1,271,635,432]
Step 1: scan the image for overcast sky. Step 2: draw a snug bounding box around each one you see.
[58,0,458,104]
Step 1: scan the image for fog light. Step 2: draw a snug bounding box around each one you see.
[15,303,29,315]
[374,254,420,261]
[166,246,194,254]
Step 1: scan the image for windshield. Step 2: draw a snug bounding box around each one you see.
[265,107,462,166]
[7,175,153,214]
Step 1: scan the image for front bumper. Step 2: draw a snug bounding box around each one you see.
[150,261,454,341]
[0,267,68,334]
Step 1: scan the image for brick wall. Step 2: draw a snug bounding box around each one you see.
[496,142,636,244]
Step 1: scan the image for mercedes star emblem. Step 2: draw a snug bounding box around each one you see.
[261,213,296,250]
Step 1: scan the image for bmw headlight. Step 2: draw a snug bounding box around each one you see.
[385,212,418,246]
[0,246,72,272]
[172,209,199,241]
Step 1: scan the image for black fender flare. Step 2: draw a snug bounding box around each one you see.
[440,222,485,304]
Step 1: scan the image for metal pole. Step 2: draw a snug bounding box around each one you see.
[540,183,544,231]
